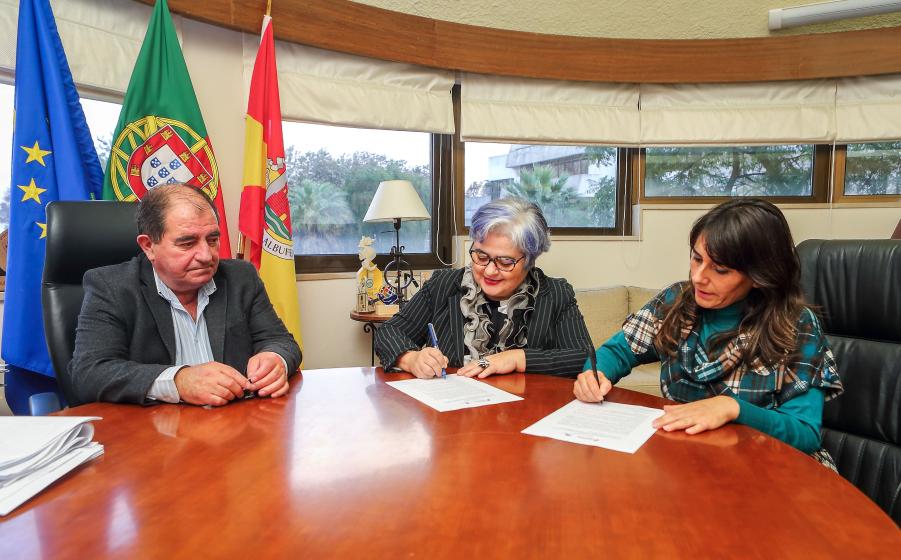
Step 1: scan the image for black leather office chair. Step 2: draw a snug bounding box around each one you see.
[797,239,901,525]
[42,201,141,407]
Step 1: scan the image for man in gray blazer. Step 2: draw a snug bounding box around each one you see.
[68,183,301,406]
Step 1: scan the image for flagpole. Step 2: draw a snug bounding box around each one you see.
[239,1,303,352]
[240,0,270,262]
[237,233,247,260]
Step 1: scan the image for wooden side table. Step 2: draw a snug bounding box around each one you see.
[350,310,395,366]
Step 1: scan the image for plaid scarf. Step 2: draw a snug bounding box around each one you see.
[622,283,843,408]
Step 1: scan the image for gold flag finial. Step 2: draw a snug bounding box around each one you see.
[266,0,272,16]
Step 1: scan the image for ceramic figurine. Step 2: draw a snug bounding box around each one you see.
[356,236,385,307]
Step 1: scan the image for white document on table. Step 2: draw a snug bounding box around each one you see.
[0,416,104,516]
[522,400,664,453]
[0,443,104,516]
[386,374,523,412]
[0,418,97,482]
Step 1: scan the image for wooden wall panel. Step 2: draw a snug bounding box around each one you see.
[139,0,901,83]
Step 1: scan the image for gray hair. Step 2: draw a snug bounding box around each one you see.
[469,197,551,269]
[136,183,218,243]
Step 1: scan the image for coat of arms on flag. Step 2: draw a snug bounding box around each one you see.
[261,157,293,260]
[110,117,218,202]
[101,0,232,256]
[239,13,302,352]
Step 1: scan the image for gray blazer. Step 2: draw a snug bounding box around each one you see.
[374,267,594,377]
[68,255,302,405]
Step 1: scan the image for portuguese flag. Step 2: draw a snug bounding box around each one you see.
[102,0,232,257]
[239,15,302,350]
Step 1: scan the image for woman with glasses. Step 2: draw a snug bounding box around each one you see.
[573,199,843,461]
[374,197,593,379]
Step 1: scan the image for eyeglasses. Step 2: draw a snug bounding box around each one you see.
[469,248,525,272]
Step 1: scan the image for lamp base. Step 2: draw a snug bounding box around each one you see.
[381,217,415,308]
[383,246,414,308]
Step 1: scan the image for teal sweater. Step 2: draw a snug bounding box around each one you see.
[587,302,824,453]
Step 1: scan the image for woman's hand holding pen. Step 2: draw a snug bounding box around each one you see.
[573,369,613,403]
[398,348,448,379]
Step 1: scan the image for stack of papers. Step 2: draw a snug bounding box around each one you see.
[0,416,104,516]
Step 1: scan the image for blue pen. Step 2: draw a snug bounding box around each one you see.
[426,322,447,379]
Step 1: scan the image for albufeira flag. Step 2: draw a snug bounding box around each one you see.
[239,15,302,351]
[102,0,232,257]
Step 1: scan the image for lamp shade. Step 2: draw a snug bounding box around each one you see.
[363,180,431,223]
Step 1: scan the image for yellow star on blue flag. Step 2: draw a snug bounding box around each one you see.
[18,178,47,204]
[3,0,104,415]
[21,140,52,166]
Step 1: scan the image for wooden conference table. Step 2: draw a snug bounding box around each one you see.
[1,368,898,559]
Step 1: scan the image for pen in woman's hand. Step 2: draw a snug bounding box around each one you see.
[589,351,603,402]
[426,323,447,379]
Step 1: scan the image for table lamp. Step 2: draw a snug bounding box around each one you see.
[363,180,430,307]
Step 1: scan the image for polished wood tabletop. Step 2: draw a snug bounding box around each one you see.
[1,368,898,559]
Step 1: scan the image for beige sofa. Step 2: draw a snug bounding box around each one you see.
[575,286,662,396]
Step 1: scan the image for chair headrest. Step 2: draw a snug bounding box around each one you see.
[797,239,901,343]
[43,201,141,285]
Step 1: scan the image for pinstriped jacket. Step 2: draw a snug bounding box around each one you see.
[374,267,594,377]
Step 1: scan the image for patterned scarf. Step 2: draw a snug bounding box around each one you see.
[459,265,539,363]
[622,283,843,408]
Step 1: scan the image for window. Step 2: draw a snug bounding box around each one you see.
[0,82,13,233]
[643,145,817,199]
[285,122,453,273]
[81,97,122,174]
[843,142,901,196]
[463,142,623,232]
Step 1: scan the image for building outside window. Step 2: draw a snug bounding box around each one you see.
[464,142,618,229]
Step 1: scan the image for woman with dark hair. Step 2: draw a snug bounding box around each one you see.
[574,199,843,460]
[375,197,593,379]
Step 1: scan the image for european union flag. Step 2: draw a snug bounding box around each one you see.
[2,0,103,414]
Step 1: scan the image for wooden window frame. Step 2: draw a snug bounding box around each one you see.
[832,144,901,203]
[635,145,832,205]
